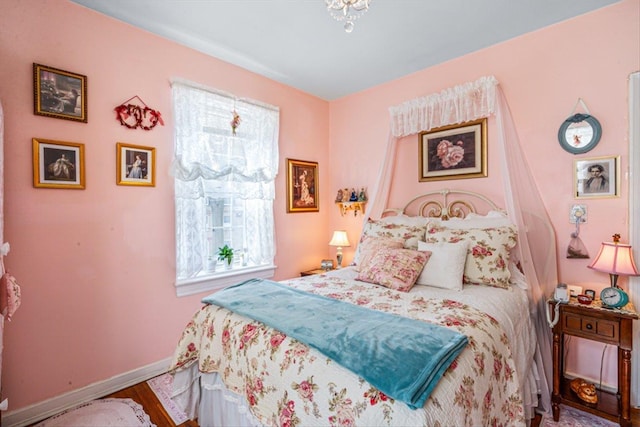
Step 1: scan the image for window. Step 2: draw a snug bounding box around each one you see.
[171,80,280,296]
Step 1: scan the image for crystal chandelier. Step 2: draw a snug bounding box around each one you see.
[326,0,371,33]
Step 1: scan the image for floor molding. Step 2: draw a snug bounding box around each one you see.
[2,357,172,427]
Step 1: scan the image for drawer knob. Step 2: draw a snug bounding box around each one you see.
[586,323,593,330]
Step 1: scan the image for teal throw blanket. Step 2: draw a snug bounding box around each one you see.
[202,279,468,409]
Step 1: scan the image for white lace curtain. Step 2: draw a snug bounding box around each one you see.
[171,80,280,279]
[368,76,557,417]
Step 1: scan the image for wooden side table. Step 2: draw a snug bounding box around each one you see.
[300,268,333,277]
[550,298,638,426]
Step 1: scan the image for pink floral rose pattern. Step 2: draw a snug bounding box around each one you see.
[170,275,525,426]
[425,222,518,288]
[352,236,404,271]
[436,139,466,168]
[356,247,431,292]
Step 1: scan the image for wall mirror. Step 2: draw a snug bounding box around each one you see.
[558,113,602,154]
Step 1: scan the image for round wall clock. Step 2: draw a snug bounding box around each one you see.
[558,113,602,154]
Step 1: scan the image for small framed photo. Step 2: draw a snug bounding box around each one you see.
[116,143,156,187]
[32,138,85,189]
[418,118,487,182]
[33,63,87,123]
[574,155,619,199]
[286,158,319,213]
[584,289,596,300]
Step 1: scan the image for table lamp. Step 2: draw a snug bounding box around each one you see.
[329,230,350,269]
[588,233,639,308]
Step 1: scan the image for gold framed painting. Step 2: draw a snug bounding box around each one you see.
[418,118,487,182]
[286,158,319,213]
[32,138,85,189]
[33,63,87,123]
[116,143,156,187]
[574,155,619,199]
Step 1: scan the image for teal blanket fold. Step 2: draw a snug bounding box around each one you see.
[202,278,468,409]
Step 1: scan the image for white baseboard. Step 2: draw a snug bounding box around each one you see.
[2,357,172,427]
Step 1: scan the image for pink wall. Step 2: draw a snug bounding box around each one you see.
[0,0,638,414]
[328,0,639,388]
[0,0,331,410]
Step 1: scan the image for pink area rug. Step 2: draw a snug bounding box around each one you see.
[541,405,618,427]
[34,398,155,426]
[147,373,189,425]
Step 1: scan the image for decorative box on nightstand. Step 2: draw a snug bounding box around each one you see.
[549,297,638,427]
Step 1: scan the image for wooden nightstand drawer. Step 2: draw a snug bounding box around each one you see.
[563,313,619,343]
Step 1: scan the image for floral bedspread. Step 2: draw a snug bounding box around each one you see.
[170,274,525,427]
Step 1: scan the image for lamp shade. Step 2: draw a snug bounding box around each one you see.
[329,230,350,247]
[588,241,639,276]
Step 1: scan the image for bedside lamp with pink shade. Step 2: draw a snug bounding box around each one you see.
[588,233,639,308]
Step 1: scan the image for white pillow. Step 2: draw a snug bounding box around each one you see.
[378,214,431,227]
[441,210,515,229]
[416,241,469,290]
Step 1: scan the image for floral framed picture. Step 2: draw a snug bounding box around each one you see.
[32,138,85,189]
[574,155,619,199]
[116,143,156,187]
[418,118,487,182]
[33,63,87,123]
[286,158,319,213]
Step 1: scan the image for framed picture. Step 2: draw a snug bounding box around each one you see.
[286,158,319,213]
[33,63,87,123]
[32,138,85,189]
[418,118,487,182]
[574,155,619,199]
[116,143,156,187]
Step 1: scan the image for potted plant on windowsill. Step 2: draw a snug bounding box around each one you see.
[217,244,234,269]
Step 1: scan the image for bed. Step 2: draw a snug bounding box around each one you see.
[169,189,540,427]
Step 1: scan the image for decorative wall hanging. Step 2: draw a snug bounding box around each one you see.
[558,98,601,154]
[418,118,488,182]
[32,138,85,189]
[33,63,87,123]
[566,206,589,259]
[116,142,156,187]
[286,158,319,213]
[574,155,619,199]
[114,96,164,131]
[230,110,241,135]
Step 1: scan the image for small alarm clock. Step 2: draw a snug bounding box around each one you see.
[599,286,629,308]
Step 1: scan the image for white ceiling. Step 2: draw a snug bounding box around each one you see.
[70,0,619,101]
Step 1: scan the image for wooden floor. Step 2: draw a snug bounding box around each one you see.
[33,378,640,427]
[105,377,198,427]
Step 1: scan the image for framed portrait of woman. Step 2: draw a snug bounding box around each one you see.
[286,158,319,213]
[32,138,85,189]
[574,155,619,199]
[116,142,156,187]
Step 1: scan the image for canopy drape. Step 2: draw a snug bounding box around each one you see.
[367,76,557,418]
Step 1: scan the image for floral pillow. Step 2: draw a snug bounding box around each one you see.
[353,236,404,271]
[424,221,518,289]
[352,217,429,266]
[356,247,432,292]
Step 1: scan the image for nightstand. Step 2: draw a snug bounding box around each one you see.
[300,268,332,277]
[550,297,638,427]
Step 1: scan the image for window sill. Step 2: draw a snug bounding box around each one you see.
[175,265,277,297]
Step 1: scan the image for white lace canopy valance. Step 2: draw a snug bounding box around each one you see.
[389,76,498,138]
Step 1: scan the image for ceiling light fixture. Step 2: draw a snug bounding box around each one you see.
[326,0,371,33]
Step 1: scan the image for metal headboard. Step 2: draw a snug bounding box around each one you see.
[382,189,503,220]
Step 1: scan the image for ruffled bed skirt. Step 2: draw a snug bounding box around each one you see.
[171,361,541,427]
[171,364,262,427]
